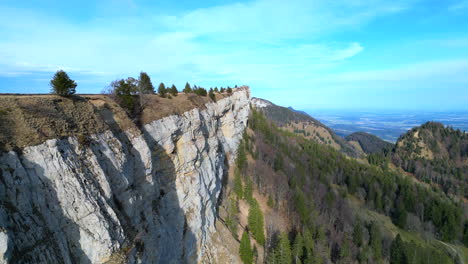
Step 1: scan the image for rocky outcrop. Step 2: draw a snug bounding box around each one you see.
[0,87,250,263]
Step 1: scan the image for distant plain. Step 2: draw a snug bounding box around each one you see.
[308,110,468,142]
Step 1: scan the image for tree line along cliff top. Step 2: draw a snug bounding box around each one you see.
[0,86,249,152]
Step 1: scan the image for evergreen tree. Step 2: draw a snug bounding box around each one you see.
[109,77,138,112]
[209,88,216,101]
[353,219,364,247]
[227,86,233,94]
[170,84,178,96]
[339,238,351,261]
[244,178,253,204]
[234,170,243,199]
[138,72,154,94]
[183,82,192,93]
[158,82,166,97]
[240,230,253,264]
[390,234,406,264]
[277,232,292,264]
[214,87,219,93]
[292,233,304,264]
[50,70,77,96]
[369,222,382,259]
[236,142,247,172]
[226,197,239,237]
[248,199,265,245]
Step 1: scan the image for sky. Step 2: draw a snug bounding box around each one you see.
[0,0,467,110]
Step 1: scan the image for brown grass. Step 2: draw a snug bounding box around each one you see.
[0,91,234,152]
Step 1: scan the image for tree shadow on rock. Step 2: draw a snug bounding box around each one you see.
[92,108,198,263]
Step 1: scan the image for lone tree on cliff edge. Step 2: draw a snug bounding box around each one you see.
[50,70,77,96]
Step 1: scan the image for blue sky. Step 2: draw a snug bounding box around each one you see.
[0,0,467,110]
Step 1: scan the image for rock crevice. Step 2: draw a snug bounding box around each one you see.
[0,87,250,263]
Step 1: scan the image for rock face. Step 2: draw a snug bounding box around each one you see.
[0,87,250,263]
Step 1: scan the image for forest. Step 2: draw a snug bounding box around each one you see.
[227,109,467,264]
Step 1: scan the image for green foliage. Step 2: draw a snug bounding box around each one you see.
[390,234,453,264]
[50,70,77,96]
[247,199,265,245]
[170,84,178,96]
[236,141,247,173]
[277,232,292,264]
[158,82,166,97]
[234,170,243,199]
[226,197,239,237]
[244,178,254,204]
[209,88,216,101]
[227,87,233,94]
[240,231,253,264]
[369,222,382,259]
[193,87,207,96]
[340,237,351,260]
[183,82,192,93]
[109,77,138,112]
[292,233,304,264]
[294,188,308,225]
[353,219,364,247]
[138,72,154,94]
[273,153,284,172]
[390,235,405,264]
[267,195,275,208]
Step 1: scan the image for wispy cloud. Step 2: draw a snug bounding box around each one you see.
[449,0,468,12]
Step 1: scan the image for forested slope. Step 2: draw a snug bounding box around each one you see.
[223,109,467,264]
[392,121,468,198]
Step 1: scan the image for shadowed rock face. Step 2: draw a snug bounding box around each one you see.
[0,87,250,263]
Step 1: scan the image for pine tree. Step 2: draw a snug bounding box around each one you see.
[109,77,138,112]
[340,237,351,260]
[248,199,265,245]
[236,142,247,172]
[390,234,406,264]
[138,72,154,94]
[158,82,166,97]
[353,219,364,247]
[170,84,178,96]
[214,87,219,93]
[50,70,77,96]
[209,88,216,101]
[244,178,253,204]
[240,230,253,264]
[227,86,233,94]
[226,197,239,237]
[369,222,382,259]
[234,170,243,199]
[277,232,292,264]
[183,82,192,93]
[292,233,304,264]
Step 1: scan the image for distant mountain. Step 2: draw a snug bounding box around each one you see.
[392,121,468,197]
[287,106,309,116]
[252,98,361,157]
[346,131,393,154]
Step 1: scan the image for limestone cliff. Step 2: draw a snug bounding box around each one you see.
[0,87,250,263]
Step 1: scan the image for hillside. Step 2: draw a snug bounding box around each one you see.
[392,121,468,197]
[346,131,393,154]
[220,108,467,264]
[251,98,362,157]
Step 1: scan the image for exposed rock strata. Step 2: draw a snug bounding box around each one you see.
[0,87,250,263]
